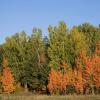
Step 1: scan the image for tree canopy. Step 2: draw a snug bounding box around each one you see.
[0,21,100,95]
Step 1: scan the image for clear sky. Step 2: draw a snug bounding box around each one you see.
[0,0,100,44]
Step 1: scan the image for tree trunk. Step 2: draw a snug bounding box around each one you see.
[25,83,28,93]
[37,48,40,67]
[91,84,95,95]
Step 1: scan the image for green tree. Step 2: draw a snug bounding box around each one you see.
[2,32,29,86]
[78,23,100,55]
[23,28,49,92]
[66,27,87,67]
[2,30,49,92]
[48,21,69,70]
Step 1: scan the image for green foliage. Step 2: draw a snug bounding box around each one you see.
[66,85,75,95]
[0,21,100,95]
[0,46,3,73]
[66,27,87,67]
[2,32,29,83]
[48,21,69,70]
[1,29,49,92]
[78,23,100,55]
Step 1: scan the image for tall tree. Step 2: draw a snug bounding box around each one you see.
[78,23,100,55]
[2,32,29,84]
[24,28,49,91]
[67,27,87,67]
[48,21,68,70]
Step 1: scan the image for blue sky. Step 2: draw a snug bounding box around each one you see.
[0,0,100,44]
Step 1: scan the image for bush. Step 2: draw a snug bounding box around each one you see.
[66,85,75,95]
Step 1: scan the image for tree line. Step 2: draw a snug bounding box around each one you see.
[0,22,100,95]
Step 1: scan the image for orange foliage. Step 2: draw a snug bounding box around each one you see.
[48,43,100,95]
[47,68,68,94]
[2,58,15,93]
[74,49,88,94]
[92,55,100,88]
[83,41,100,88]
[75,48,100,94]
[75,49,88,70]
[73,69,84,94]
[94,40,100,87]
[82,55,100,94]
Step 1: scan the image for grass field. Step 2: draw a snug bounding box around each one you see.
[0,94,100,100]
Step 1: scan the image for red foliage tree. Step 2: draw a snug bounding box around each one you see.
[2,58,15,93]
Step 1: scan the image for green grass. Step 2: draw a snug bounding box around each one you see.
[0,94,100,100]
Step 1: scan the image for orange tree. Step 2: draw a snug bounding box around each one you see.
[74,49,88,94]
[47,61,76,95]
[47,67,68,95]
[83,55,100,94]
[92,55,100,89]
[73,69,84,94]
[93,40,100,92]
[75,41,100,94]
[2,58,15,93]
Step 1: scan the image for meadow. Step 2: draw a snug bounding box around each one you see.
[0,94,100,100]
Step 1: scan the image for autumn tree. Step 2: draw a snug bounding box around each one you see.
[2,58,15,93]
[47,62,75,95]
[47,68,68,95]
[92,55,100,89]
[47,68,58,94]
[73,49,88,94]
[93,40,100,92]
[83,41,100,94]
[73,69,83,94]
[0,21,100,95]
